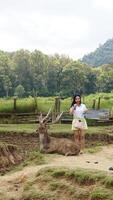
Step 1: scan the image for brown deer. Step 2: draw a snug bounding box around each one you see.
[37,109,80,156]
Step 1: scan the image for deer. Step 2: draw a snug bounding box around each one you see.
[37,109,80,156]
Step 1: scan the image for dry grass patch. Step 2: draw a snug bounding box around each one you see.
[21,167,113,200]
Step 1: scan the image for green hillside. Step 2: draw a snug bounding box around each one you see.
[82,38,113,66]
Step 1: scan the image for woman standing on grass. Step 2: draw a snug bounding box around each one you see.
[69,94,88,154]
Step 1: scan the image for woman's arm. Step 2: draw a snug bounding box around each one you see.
[83,108,88,113]
[69,104,76,115]
[69,107,74,115]
[83,104,88,113]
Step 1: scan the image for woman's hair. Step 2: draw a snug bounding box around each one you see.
[70,94,81,107]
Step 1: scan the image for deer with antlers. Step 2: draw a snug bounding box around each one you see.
[37,109,80,156]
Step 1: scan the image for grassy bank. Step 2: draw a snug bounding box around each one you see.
[1,166,113,200]
[14,168,113,200]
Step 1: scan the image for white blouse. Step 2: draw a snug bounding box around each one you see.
[73,103,87,118]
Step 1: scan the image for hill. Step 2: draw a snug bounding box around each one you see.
[82,38,113,66]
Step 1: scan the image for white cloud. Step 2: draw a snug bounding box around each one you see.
[93,0,113,10]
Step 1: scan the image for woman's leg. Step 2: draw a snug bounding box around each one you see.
[74,129,80,148]
[79,129,85,153]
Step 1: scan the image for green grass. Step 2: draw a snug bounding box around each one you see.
[85,92,113,109]
[16,97,36,112]
[37,97,55,112]
[0,92,113,113]
[37,93,113,111]
[0,99,14,112]
[0,97,36,113]
[0,123,113,136]
[0,124,37,133]
[0,123,72,134]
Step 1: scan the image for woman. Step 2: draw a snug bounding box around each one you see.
[69,94,88,154]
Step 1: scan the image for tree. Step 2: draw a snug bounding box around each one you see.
[96,64,113,92]
[14,84,25,97]
[83,67,97,94]
[12,49,33,96]
[0,51,12,97]
[3,75,12,97]
[30,50,49,96]
[61,61,86,96]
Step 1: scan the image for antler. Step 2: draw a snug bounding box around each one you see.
[38,108,52,124]
[51,111,63,124]
[38,107,63,124]
[42,108,52,122]
[38,113,43,123]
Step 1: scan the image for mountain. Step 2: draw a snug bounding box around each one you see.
[82,38,113,66]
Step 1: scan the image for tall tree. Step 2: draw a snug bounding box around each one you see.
[12,49,33,96]
[61,61,86,96]
[30,50,49,96]
[0,51,12,97]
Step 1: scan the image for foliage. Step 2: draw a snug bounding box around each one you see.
[1,48,113,97]
[14,84,25,97]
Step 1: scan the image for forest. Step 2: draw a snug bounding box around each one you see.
[0,48,113,98]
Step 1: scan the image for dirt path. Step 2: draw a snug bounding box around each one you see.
[0,145,113,199]
[53,145,113,171]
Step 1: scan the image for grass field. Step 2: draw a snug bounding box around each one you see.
[0,92,113,113]
[0,123,113,136]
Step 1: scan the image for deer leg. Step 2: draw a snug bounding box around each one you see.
[43,131,50,149]
[39,133,45,152]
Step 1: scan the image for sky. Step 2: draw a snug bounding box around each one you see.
[0,0,113,59]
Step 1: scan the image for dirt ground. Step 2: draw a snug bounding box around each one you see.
[0,133,113,173]
[52,145,113,171]
[0,133,39,152]
[0,145,113,199]
[1,132,113,199]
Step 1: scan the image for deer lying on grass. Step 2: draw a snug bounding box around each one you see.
[37,110,80,156]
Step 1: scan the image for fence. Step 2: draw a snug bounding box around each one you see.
[0,96,112,124]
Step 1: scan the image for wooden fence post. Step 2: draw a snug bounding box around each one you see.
[55,97,61,114]
[34,96,38,113]
[52,97,61,122]
[97,97,101,110]
[92,99,96,109]
[13,97,17,112]
[33,89,38,113]
[110,107,113,118]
